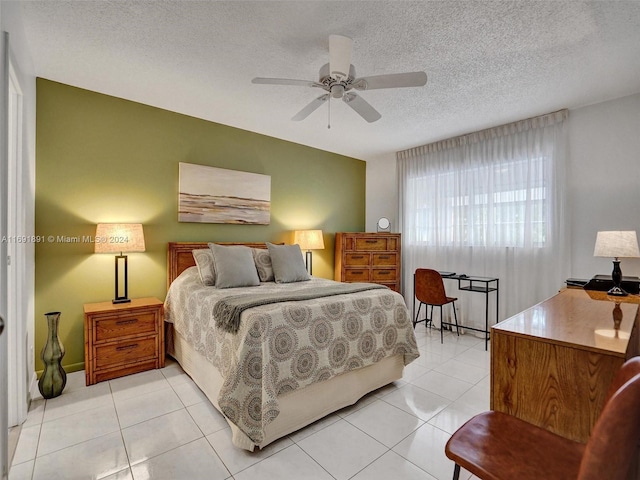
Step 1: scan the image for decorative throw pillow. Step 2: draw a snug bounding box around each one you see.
[266,243,310,283]
[252,248,274,282]
[209,243,260,288]
[192,249,216,286]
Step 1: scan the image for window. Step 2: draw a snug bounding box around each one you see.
[410,156,550,248]
[398,110,568,323]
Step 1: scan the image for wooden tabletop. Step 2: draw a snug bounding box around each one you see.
[83,297,163,314]
[492,288,640,356]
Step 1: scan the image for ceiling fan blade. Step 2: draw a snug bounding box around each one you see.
[329,35,352,80]
[292,94,329,121]
[352,71,427,90]
[252,77,322,88]
[342,93,381,123]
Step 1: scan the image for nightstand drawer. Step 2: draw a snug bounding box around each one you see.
[94,311,157,342]
[95,336,157,369]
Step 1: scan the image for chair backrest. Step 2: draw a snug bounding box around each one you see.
[578,356,640,480]
[415,268,449,305]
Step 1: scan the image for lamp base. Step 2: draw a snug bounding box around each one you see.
[608,259,628,296]
[607,286,629,297]
[114,254,130,304]
[305,251,313,275]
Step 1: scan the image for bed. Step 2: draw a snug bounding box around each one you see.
[164,241,419,451]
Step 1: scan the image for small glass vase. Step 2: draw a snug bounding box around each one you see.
[38,311,67,399]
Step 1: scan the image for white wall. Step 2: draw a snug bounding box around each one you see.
[366,92,640,280]
[365,153,397,232]
[568,93,640,279]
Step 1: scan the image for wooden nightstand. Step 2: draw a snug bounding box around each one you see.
[84,297,165,385]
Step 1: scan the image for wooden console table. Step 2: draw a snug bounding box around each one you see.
[491,288,640,443]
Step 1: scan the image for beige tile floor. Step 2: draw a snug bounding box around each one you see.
[9,328,488,480]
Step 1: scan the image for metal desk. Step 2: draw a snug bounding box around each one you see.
[413,272,499,350]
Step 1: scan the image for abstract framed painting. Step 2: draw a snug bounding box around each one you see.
[178,162,271,224]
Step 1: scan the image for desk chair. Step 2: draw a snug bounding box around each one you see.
[444,356,640,480]
[414,268,459,343]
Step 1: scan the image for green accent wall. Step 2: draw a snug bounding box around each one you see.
[35,78,365,373]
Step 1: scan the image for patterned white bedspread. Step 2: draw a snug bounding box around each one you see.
[164,267,419,444]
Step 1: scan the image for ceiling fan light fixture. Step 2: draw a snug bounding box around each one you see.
[331,84,345,99]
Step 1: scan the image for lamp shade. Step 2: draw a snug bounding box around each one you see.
[94,223,146,253]
[593,231,640,258]
[294,230,325,250]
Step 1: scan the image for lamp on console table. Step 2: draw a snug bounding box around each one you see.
[95,223,146,303]
[294,229,325,275]
[593,230,640,297]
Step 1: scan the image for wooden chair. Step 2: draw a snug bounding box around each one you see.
[445,356,640,480]
[413,268,459,343]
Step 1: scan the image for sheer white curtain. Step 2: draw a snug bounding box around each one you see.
[398,110,569,330]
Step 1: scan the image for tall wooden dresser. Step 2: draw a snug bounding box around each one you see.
[334,232,401,292]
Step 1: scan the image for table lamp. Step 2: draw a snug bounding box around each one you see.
[294,229,324,275]
[95,223,146,303]
[593,230,640,296]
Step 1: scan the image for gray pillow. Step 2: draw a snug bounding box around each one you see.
[267,243,310,283]
[209,243,260,288]
[192,249,216,286]
[252,248,274,282]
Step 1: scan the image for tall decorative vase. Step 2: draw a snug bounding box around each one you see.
[38,311,67,399]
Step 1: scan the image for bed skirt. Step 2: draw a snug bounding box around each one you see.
[166,323,404,451]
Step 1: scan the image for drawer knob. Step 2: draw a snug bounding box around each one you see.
[352,255,365,259]
[365,240,377,244]
[116,319,138,325]
[378,271,391,275]
[116,343,139,352]
[378,255,390,259]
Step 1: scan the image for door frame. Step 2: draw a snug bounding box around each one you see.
[7,51,27,429]
[1,29,11,480]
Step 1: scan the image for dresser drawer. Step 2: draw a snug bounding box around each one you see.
[344,253,370,266]
[94,311,157,342]
[95,336,157,369]
[372,253,397,266]
[372,268,397,282]
[344,269,371,282]
[354,237,388,251]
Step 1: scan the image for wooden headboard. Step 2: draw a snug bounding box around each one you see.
[167,242,270,288]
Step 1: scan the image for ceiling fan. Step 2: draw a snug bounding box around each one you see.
[252,35,427,124]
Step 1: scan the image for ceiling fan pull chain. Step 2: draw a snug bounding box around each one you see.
[327,95,331,129]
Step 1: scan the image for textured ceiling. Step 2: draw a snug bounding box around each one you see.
[16,1,640,161]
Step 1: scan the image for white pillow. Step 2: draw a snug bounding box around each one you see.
[266,243,310,283]
[209,243,260,288]
[192,249,215,286]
